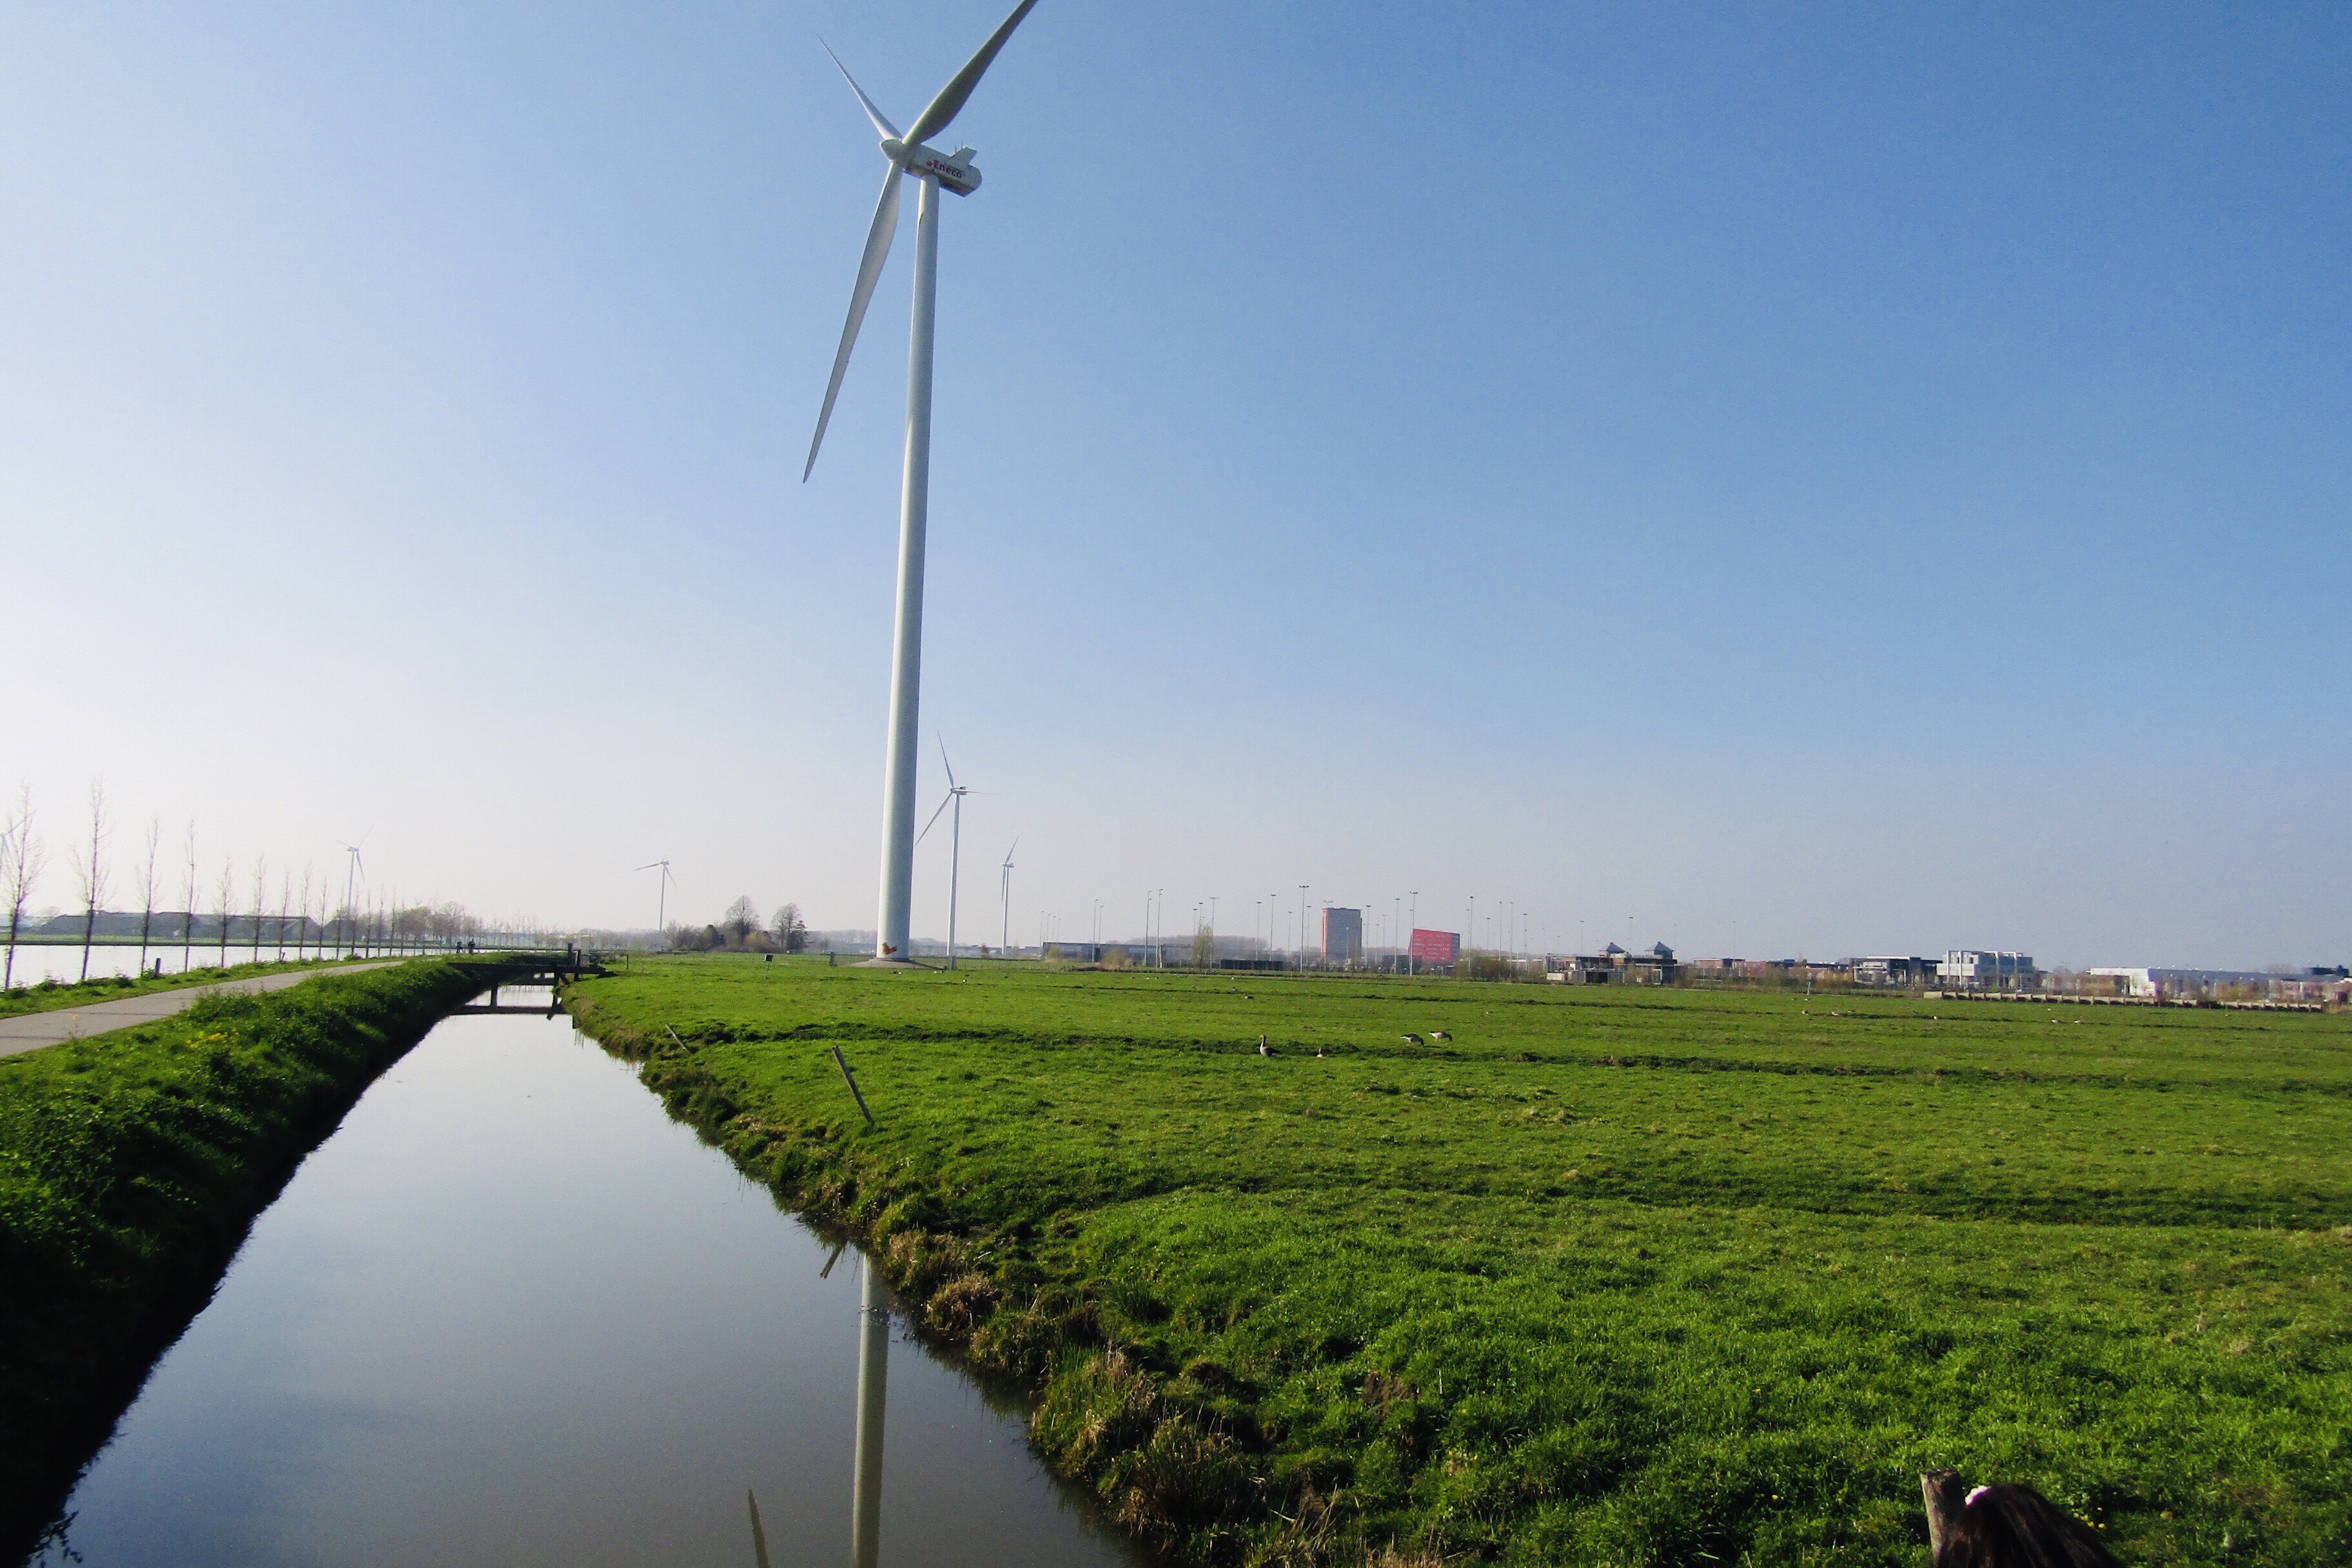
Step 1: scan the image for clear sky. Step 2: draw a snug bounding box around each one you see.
[5,1,2345,968]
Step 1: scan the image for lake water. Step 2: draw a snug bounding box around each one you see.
[26,988,1147,1568]
[3,943,427,986]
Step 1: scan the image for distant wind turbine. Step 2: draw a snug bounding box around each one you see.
[916,740,968,968]
[636,859,677,934]
[335,839,366,954]
[997,838,1017,954]
[801,0,1041,963]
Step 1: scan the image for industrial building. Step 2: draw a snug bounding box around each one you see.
[1938,950,2039,990]
[1855,956,1939,987]
[1407,928,1460,966]
[1555,942,1678,985]
[1321,907,1364,963]
[2087,965,2344,1002]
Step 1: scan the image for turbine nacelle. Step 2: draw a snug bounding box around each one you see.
[880,139,983,195]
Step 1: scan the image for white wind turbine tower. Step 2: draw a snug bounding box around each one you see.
[801,0,1039,965]
[916,741,969,968]
[997,838,1017,954]
[636,859,677,937]
[335,839,365,954]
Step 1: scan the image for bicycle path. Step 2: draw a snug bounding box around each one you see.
[0,961,407,1059]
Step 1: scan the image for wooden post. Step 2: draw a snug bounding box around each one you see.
[832,1044,877,1128]
[1921,1470,1966,1561]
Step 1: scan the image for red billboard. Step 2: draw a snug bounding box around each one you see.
[1407,928,1460,963]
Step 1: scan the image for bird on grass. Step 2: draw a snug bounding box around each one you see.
[1402,1032,1424,1044]
[1258,1035,1273,1056]
[1428,1029,1451,1041]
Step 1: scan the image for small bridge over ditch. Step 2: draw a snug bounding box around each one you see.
[450,949,613,1015]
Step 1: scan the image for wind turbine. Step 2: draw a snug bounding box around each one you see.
[335,839,365,955]
[997,838,1017,954]
[801,0,1040,964]
[636,859,677,936]
[916,740,968,968]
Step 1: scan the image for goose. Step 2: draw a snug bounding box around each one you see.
[1402,1032,1424,1044]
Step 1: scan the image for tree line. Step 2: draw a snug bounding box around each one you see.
[667,898,809,954]
[1,779,524,990]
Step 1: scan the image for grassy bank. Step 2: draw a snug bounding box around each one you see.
[0,957,489,1556]
[568,957,2352,1567]
[0,957,354,1021]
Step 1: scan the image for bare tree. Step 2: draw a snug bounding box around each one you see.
[723,895,761,946]
[276,870,293,961]
[70,781,109,981]
[3,784,43,989]
[215,855,236,966]
[136,816,161,975]
[250,854,268,963]
[181,819,199,971]
[772,902,807,953]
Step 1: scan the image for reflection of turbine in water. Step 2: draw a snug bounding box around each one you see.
[852,1254,890,1568]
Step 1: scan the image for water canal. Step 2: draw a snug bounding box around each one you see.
[28,987,1148,1568]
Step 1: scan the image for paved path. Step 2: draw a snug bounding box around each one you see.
[0,962,407,1059]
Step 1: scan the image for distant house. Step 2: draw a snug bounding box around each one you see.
[1855,956,1937,987]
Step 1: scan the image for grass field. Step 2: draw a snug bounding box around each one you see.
[0,956,350,1021]
[569,956,2351,1567]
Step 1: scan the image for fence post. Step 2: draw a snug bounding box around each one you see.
[1921,1470,1966,1559]
[832,1044,877,1128]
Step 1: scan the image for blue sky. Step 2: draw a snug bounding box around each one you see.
[4,1,2344,966]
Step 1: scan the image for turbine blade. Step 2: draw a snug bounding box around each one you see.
[803,165,904,480]
[917,791,954,844]
[820,41,901,140]
[903,0,1038,148]
[635,862,663,870]
[938,735,958,790]
[749,1488,772,1568]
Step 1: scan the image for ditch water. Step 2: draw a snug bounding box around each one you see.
[27,987,1148,1568]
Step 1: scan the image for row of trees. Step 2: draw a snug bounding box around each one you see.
[668,898,809,954]
[1,779,514,990]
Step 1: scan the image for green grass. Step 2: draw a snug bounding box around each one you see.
[0,956,357,1020]
[0,957,487,1558]
[569,956,2352,1567]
